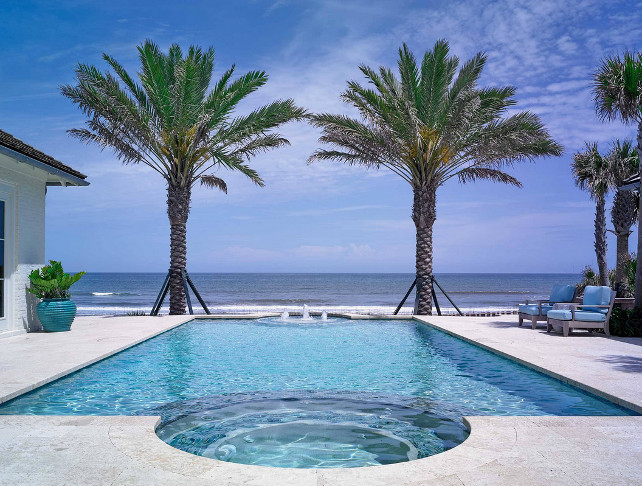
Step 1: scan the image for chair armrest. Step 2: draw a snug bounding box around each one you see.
[552,302,577,309]
[525,300,551,313]
[574,304,611,309]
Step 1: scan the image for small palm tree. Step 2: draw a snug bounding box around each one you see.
[594,50,642,305]
[62,41,306,314]
[608,140,639,292]
[309,41,563,314]
[572,143,613,286]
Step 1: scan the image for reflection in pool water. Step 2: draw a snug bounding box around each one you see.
[210,422,414,468]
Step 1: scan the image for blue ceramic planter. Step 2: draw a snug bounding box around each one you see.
[37,298,77,332]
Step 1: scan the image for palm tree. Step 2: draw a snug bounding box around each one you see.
[62,41,306,314]
[309,41,563,314]
[572,143,612,286]
[608,140,639,292]
[594,50,642,305]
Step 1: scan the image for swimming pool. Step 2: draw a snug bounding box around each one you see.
[0,317,635,468]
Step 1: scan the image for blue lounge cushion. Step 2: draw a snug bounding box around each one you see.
[549,284,575,303]
[547,309,606,322]
[519,304,553,316]
[582,286,612,313]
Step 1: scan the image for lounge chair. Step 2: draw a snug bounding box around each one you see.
[546,285,615,337]
[518,284,575,329]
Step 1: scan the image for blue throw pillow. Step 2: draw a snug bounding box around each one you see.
[549,284,574,303]
[583,286,611,313]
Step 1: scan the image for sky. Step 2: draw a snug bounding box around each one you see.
[0,0,641,274]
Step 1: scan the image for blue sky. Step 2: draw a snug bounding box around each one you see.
[0,0,640,273]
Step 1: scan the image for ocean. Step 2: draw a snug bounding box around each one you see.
[70,273,581,316]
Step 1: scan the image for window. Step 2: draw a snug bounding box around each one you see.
[0,199,4,318]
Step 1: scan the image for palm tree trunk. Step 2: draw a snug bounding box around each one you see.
[413,184,437,315]
[614,232,630,291]
[167,184,191,315]
[595,193,609,286]
[611,189,637,291]
[635,120,642,307]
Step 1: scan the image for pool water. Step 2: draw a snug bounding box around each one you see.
[0,318,635,468]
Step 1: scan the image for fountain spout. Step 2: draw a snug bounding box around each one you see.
[321,311,328,321]
[280,311,289,321]
[302,304,311,320]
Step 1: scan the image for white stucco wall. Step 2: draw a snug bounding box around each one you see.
[0,152,47,335]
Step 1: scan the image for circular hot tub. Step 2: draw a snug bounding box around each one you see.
[151,391,468,468]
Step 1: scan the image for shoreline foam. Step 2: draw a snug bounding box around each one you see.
[76,304,519,317]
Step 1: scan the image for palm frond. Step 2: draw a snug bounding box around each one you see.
[103,53,152,117]
[210,151,265,186]
[457,167,522,186]
[309,40,561,192]
[137,40,175,127]
[62,41,305,195]
[419,39,458,126]
[464,111,563,165]
[203,70,269,126]
[398,43,420,108]
[309,113,403,168]
[572,142,612,198]
[593,51,642,124]
[200,174,227,193]
[231,134,290,159]
[215,99,307,147]
[607,139,639,184]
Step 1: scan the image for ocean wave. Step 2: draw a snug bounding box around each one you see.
[445,290,533,294]
[230,298,333,305]
[76,304,518,317]
[90,292,140,296]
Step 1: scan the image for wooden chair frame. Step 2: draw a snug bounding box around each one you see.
[518,288,577,330]
[546,291,616,337]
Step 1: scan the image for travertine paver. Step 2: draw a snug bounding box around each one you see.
[0,315,641,485]
[414,316,642,412]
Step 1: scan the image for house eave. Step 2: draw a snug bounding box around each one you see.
[0,145,89,187]
[619,182,639,192]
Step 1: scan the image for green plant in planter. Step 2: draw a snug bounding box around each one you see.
[28,261,85,332]
[27,260,85,299]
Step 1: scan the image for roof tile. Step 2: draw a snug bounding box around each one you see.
[0,129,87,180]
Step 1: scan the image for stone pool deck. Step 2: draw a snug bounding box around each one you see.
[0,315,641,485]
